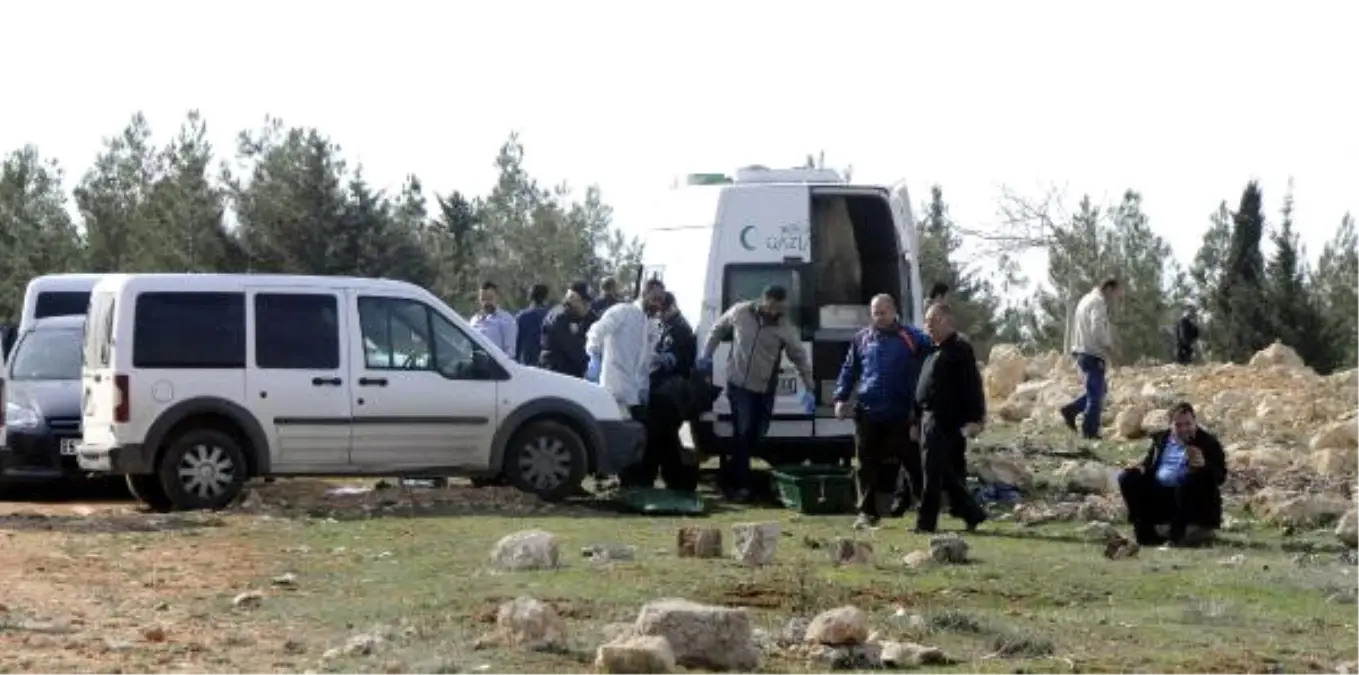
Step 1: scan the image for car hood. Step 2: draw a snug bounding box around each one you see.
[6,378,82,420]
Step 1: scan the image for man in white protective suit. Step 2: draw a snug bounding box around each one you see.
[586,279,667,426]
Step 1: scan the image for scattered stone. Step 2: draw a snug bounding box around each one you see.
[805,606,869,646]
[1054,460,1116,494]
[232,591,264,608]
[595,635,676,674]
[827,538,872,565]
[1077,521,1119,542]
[807,642,883,670]
[984,344,1028,400]
[975,454,1033,489]
[1218,554,1246,568]
[779,617,811,646]
[1337,509,1358,549]
[928,534,969,564]
[676,526,723,558]
[731,522,780,566]
[1103,532,1140,560]
[141,626,167,643]
[902,550,935,570]
[1249,341,1304,369]
[493,597,566,650]
[1258,494,1351,528]
[633,598,759,671]
[490,529,560,572]
[583,543,636,563]
[342,632,383,657]
[1337,661,1358,674]
[880,640,948,667]
[271,572,298,588]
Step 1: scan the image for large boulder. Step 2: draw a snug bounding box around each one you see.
[494,597,566,649]
[490,530,560,572]
[984,344,1028,400]
[1249,341,1305,369]
[975,454,1032,488]
[1115,403,1152,439]
[1258,493,1351,528]
[1053,460,1116,494]
[1310,420,1358,451]
[596,635,676,674]
[1337,509,1358,548]
[731,522,779,566]
[633,598,759,671]
[804,606,869,646]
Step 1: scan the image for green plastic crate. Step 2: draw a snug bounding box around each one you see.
[769,465,856,515]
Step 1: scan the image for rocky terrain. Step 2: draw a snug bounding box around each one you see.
[979,341,1357,545]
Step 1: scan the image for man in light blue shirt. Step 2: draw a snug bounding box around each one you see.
[470,281,517,360]
[1117,401,1227,547]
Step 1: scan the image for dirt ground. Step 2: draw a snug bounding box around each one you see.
[0,448,1355,674]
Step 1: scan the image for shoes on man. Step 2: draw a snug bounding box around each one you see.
[1061,407,1079,432]
[853,514,879,531]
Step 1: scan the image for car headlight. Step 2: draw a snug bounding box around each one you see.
[4,402,40,430]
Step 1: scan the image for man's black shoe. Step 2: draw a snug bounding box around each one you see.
[965,513,988,532]
[1081,433,1103,441]
[1061,407,1079,432]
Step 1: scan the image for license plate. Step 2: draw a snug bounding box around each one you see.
[777,376,798,396]
[60,438,79,455]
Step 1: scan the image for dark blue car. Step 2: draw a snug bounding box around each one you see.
[1,315,86,484]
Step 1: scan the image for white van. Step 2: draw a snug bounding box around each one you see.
[636,166,923,465]
[2,274,103,360]
[75,273,644,511]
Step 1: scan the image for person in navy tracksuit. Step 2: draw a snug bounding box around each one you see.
[833,294,933,530]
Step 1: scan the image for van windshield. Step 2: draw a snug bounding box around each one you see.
[9,327,83,381]
[34,291,91,320]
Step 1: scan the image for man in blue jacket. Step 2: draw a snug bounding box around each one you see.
[515,283,551,367]
[833,294,933,530]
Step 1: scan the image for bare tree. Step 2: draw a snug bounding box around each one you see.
[953,182,1084,352]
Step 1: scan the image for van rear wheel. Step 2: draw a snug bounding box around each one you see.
[157,429,248,511]
[126,474,173,513]
[503,420,587,501]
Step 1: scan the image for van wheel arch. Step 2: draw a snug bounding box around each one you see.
[489,398,606,476]
[144,398,271,478]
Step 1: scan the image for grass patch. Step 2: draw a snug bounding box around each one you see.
[228,496,1357,673]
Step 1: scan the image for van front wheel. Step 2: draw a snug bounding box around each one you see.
[503,420,587,501]
[157,429,248,511]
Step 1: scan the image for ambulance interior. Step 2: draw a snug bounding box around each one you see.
[809,191,907,407]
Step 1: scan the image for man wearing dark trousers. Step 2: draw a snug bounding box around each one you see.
[913,302,988,533]
[1118,401,1226,547]
[833,294,932,530]
[629,292,701,492]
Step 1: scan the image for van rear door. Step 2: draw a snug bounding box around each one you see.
[81,291,119,447]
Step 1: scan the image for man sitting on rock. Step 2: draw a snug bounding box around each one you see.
[1117,401,1226,546]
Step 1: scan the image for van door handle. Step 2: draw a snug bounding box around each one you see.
[358,377,388,387]
[311,377,343,387]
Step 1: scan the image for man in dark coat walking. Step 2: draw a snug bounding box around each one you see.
[913,302,988,533]
[1175,306,1199,365]
[624,292,700,492]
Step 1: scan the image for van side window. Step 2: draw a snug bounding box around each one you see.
[254,293,340,370]
[722,265,804,328]
[357,297,485,379]
[133,292,246,369]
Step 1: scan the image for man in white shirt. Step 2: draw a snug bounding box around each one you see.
[586,279,666,420]
[470,281,517,359]
[1061,277,1122,440]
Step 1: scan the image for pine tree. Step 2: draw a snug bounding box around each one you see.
[1264,182,1326,367]
[1210,181,1270,362]
[1312,213,1358,371]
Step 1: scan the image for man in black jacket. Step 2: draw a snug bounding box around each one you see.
[1117,401,1226,547]
[623,292,700,492]
[1175,306,1199,365]
[913,303,988,533]
[539,282,594,378]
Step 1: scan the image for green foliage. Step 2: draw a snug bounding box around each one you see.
[0,111,640,322]
[916,185,1000,353]
[1311,213,1358,370]
[1210,181,1271,362]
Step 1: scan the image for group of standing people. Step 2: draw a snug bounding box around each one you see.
[830,287,988,533]
[470,276,703,493]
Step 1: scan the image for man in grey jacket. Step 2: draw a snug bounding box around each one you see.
[697,285,815,501]
[1061,277,1122,439]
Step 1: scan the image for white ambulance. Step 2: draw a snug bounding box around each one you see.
[636,166,924,465]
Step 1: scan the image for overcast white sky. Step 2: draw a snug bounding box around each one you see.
[2,0,1355,283]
